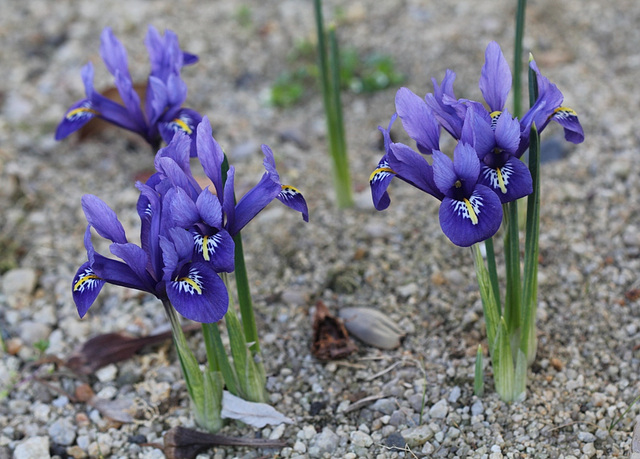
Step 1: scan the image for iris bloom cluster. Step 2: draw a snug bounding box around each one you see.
[370,41,583,247]
[72,117,308,323]
[56,26,202,154]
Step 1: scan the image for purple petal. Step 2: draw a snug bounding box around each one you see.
[277,185,309,222]
[81,195,127,244]
[261,145,280,182]
[113,70,147,135]
[479,156,532,203]
[425,70,465,139]
[193,229,235,272]
[369,156,395,211]
[479,41,512,112]
[494,110,521,154]
[55,99,98,140]
[109,242,155,291]
[552,107,584,144]
[438,185,503,247]
[223,166,236,232]
[196,188,223,229]
[432,150,457,196]
[388,143,443,199]
[395,87,440,154]
[169,227,195,261]
[452,142,481,196]
[72,262,105,318]
[167,187,200,228]
[197,117,225,197]
[145,76,168,126]
[167,263,229,323]
[228,172,280,236]
[99,28,131,80]
[90,252,153,292]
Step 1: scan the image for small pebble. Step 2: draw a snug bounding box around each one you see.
[429,399,449,419]
[13,436,50,459]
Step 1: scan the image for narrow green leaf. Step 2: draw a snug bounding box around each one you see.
[471,244,500,353]
[513,348,528,402]
[474,345,484,397]
[201,370,224,433]
[484,238,501,316]
[494,318,515,401]
[513,0,527,118]
[503,201,522,336]
[202,322,240,397]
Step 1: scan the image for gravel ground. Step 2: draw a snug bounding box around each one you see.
[1,0,640,458]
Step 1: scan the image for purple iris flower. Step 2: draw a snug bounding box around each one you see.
[425,42,583,153]
[72,190,228,324]
[56,26,202,155]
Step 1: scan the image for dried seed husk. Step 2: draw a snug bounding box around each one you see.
[338,307,406,350]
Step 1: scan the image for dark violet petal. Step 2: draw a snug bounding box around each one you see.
[72,262,105,318]
[552,107,584,144]
[167,262,229,323]
[478,157,532,204]
[113,70,147,135]
[81,195,128,244]
[55,99,98,140]
[223,166,236,230]
[182,52,198,66]
[432,150,457,196]
[229,173,280,236]
[159,235,180,281]
[156,131,192,175]
[463,107,495,160]
[145,76,168,126]
[479,41,512,112]
[388,143,443,199]
[155,156,197,197]
[425,70,465,139]
[197,117,225,198]
[90,252,153,293]
[195,188,223,229]
[194,229,235,272]
[99,28,131,80]
[452,142,481,196]
[166,72,188,109]
[277,185,309,222]
[494,110,521,154]
[438,185,503,247]
[369,156,395,211]
[261,144,280,182]
[168,227,194,261]
[109,242,155,291]
[167,187,200,228]
[395,87,440,154]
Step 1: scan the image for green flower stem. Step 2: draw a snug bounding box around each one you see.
[314,0,353,208]
[474,345,484,397]
[484,237,501,316]
[201,321,240,398]
[513,0,527,118]
[163,299,226,432]
[503,201,523,335]
[232,232,261,356]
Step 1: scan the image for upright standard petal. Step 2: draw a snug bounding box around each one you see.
[72,262,105,318]
[479,42,512,112]
[438,184,502,247]
[197,117,226,197]
[166,262,229,323]
[81,195,128,244]
[99,27,131,81]
[395,87,440,154]
[425,70,466,139]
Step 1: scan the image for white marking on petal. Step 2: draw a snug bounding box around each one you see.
[279,185,302,202]
[370,160,395,184]
[482,163,514,194]
[73,266,101,293]
[450,192,484,224]
[175,266,204,295]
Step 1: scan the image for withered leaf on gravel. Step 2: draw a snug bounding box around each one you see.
[65,324,199,375]
[311,300,357,360]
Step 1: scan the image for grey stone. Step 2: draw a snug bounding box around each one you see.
[388,409,407,426]
[350,430,373,448]
[1,268,37,308]
[401,425,434,447]
[370,397,396,415]
[13,436,50,459]
[429,399,449,419]
[448,386,461,403]
[577,431,596,443]
[471,400,484,416]
[309,427,339,458]
[48,418,77,446]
